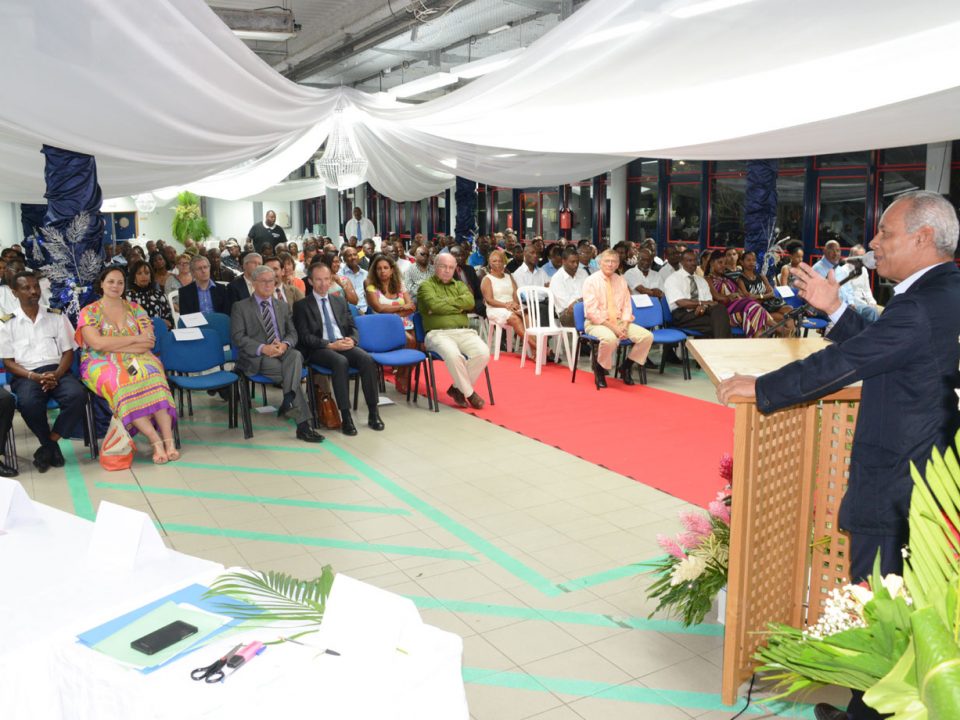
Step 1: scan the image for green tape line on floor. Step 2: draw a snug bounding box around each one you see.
[132,457,357,480]
[61,440,95,520]
[95,481,411,515]
[164,522,478,562]
[461,668,817,718]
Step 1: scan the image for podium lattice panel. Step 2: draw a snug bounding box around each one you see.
[723,403,816,701]
[807,400,857,623]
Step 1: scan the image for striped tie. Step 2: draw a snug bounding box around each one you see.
[260,299,277,343]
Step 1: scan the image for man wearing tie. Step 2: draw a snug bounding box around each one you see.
[344,207,376,248]
[292,263,383,436]
[230,266,323,444]
[662,249,731,337]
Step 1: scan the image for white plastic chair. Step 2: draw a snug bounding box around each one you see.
[516,286,578,375]
[486,317,517,360]
[167,289,180,327]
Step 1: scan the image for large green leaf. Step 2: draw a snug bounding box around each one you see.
[204,566,335,625]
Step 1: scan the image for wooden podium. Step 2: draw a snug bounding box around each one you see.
[687,338,859,705]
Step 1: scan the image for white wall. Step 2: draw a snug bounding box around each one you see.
[0,202,19,247]
[206,198,255,242]
[262,201,295,237]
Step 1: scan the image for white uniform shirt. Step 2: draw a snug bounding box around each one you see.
[512,263,549,289]
[549,266,588,313]
[658,263,679,284]
[663,269,712,312]
[623,267,662,293]
[0,305,77,370]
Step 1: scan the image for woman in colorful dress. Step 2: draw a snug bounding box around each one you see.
[705,249,772,337]
[125,260,174,328]
[736,250,794,336]
[364,255,416,393]
[77,266,178,464]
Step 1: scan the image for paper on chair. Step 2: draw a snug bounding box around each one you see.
[178,312,208,328]
[86,501,169,571]
[0,478,39,531]
[172,327,203,341]
[776,285,794,298]
[631,293,653,308]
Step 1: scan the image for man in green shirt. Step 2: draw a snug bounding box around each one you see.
[418,253,490,409]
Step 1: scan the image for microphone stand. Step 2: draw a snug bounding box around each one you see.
[757,262,864,338]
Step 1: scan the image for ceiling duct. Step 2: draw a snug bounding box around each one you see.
[211,7,299,42]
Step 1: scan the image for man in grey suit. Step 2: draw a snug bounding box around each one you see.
[293,263,383,436]
[231,265,324,444]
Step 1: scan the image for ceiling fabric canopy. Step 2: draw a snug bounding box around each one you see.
[2,0,959,204]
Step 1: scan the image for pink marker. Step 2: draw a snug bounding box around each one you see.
[222,641,265,679]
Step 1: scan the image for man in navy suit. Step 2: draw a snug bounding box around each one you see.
[718,191,960,720]
[178,255,228,315]
[292,263,383,437]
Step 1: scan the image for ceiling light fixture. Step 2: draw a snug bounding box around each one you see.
[487,24,511,35]
[387,71,459,99]
[452,48,525,79]
[315,105,368,190]
[211,7,299,41]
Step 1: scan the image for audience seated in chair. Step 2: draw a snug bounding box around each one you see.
[340,247,369,312]
[77,267,178,464]
[404,244,433,305]
[663,249,732,338]
[549,247,588,328]
[481,249,527,353]
[225,252,262,311]
[125,259,174,329]
[447,244,485,316]
[582,249,654,388]
[0,272,87,473]
[278,251,305,297]
[705,250,773,336]
[178,254,228,315]
[230,265,323,444]
[0,388,15,476]
[834,243,882,323]
[364,255,416,395]
[736,250,794,336]
[312,251,360,306]
[417,254,490,410]
[623,249,664,299]
[265,256,302,306]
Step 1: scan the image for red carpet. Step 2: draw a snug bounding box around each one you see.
[405,356,733,509]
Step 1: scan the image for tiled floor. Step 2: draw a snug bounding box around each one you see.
[18,355,844,719]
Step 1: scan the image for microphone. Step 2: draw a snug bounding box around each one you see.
[842,251,876,270]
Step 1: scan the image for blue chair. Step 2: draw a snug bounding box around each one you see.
[778,290,828,336]
[354,314,431,410]
[239,366,311,439]
[151,316,170,354]
[178,312,235,363]
[632,301,692,380]
[411,313,494,413]
[570,302,643,387]
[159,328,240,445]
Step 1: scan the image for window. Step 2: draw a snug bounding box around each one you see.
[670,160,701,175]
[520,191,540,238]
[879,169,925,212]
[477,185,487,234]
[881,145,926,166]
[628,181,658,243]
[817,176,868,247]
[776,173,805,244]
[815,152,869,169]
[709,177,745,247]
[669,182,701,243]
[493,188,513,233]
[570,183,592,243]
[540,191,559,240]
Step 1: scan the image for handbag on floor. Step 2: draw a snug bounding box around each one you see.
[99,416,135,471]
[315,388,341,429]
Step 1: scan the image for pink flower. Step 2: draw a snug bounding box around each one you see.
[719,453,734,482]
[657,534,687,559]
[677,531,705,549]
[709,499,730,523]
[678,510,712,538]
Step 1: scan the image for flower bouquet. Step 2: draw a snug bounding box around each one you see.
[646,454,732,626]
[755,431,960,719]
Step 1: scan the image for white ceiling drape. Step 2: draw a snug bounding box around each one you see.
[2,0,959,204]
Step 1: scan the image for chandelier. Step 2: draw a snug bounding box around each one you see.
[315,105,368,190]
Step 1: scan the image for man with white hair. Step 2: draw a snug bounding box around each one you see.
[834,243,882,322]
[225,252,262,311]
[417,253,490,410]
[718,191,960,720]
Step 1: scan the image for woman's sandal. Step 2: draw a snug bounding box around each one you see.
[151,441,168,465]
[163,438,180,462]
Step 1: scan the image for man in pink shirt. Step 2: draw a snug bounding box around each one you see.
[582,249,653,388]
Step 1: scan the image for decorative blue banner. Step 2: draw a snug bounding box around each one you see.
[455,176,477,245]
[744,159,778,275]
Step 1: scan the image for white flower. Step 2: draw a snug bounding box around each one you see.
[670,555,706,586]
[848,584,873,608]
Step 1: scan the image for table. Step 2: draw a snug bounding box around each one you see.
[0,494,468,720]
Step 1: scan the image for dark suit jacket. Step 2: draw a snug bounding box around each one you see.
[225,275,251,312]
[292,292,359,356]
[178,281,228,316]
[455,264,485,316]
[756,262,960,537]
[230,295,299,374]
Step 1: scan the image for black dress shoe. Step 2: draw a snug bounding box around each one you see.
[813,703,848,720]
[277,391,296,418]
[620,359,635,386]
[368,411,385,431]
[48,444,65,468]
[663,350,683,365]
[643,359,658,370]
[0,462,18,478]
[591,359,607,389]
[33,447,51,474]
[340,411,358,436]
[295,423,324,443]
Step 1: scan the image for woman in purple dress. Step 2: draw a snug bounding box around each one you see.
[705,250,772,337]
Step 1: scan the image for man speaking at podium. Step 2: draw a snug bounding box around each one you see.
[717,191,960,720]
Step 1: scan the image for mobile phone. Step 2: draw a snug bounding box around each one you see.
[130,620,198,655]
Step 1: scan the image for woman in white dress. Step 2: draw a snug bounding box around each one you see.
[480,249,528,353]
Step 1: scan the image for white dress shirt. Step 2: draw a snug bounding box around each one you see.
[623,267,662,293]
[512,263,549,289]
[0,305,77,370]
[549,266,588,313]
[828,261,946,323]
[341,266,368,312]
[658,263,679,284]
[663,269,712,312]
[312,292,344,342]
[344,217,376,242]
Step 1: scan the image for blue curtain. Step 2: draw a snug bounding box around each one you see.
[743,160,778,274]
[454,176,477,245]
[22,145,105,320]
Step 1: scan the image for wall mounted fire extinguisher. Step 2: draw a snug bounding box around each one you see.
[559,208,573,231]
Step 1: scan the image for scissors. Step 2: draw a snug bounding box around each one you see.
[190,643,242,683]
